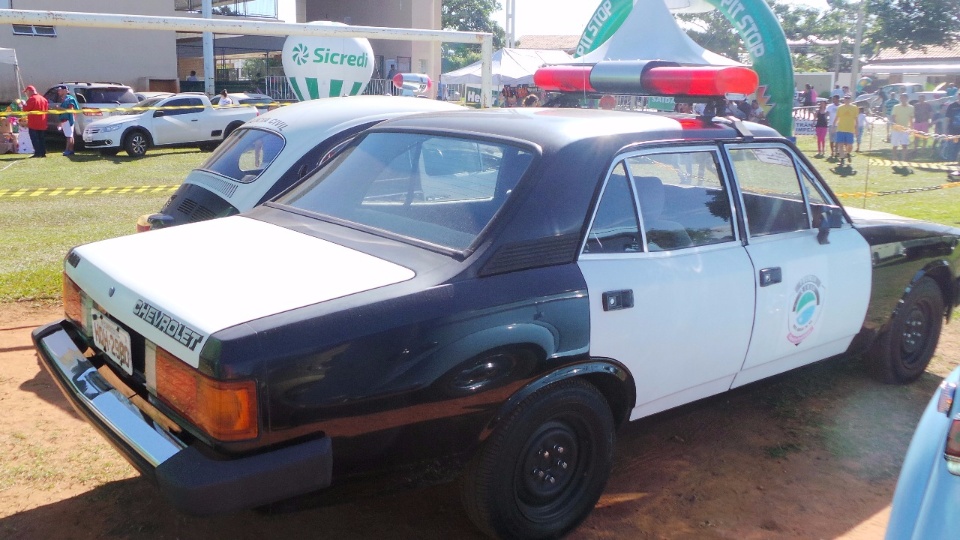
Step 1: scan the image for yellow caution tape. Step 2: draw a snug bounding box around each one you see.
[0,186,179,198]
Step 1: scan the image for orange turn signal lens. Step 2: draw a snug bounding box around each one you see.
[63,273,85,330]
[155,347,258,441]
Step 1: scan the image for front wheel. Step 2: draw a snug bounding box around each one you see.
[124,131,149,157]
[869,276,944,383]
[461,379,614,539]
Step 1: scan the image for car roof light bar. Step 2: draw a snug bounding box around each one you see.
[533,61,760,99]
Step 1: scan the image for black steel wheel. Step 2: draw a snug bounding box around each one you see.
[870,276,944,383]
[124,130,149,157]
[461,378,614,539]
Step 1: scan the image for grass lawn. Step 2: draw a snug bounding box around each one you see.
[0,122,958,303]
[0,141,207,302]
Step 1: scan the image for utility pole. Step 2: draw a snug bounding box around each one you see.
[850,1,867,94]
[505,0,515,48]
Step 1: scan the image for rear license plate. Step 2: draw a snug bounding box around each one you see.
[92,310,133,376]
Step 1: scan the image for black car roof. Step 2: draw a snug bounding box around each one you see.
[370,107,781,151]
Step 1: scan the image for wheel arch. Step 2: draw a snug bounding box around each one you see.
[482,359,636,443]
[122,126,153,147]
[224,121,244,139]
[921,261,958,323]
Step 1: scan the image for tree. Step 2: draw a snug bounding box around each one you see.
[866,0,960,52]
[678,10,743,61]
[441,0,505,72]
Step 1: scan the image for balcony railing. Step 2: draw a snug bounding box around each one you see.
[174,0,278,19]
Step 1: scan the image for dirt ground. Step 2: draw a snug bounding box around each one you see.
[1,301,958,540]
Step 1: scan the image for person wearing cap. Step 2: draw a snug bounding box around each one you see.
[56,85,79,156]
[22,85,49,158]
[218,89,233,106]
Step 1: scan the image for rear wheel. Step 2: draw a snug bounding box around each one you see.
[870,276,944,383]
[124,131,149,157]
[461,379,614,539]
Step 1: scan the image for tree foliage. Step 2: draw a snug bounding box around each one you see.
[441,0,506,72]
[866,0,960,52]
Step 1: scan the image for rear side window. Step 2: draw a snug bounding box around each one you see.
[278,132,534,252]
[199,128,285,183]
[584,149,735,254]
[75,87,138,104]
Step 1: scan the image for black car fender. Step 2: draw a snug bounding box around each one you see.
[479,359,635,442]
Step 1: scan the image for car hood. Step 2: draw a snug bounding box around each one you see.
[67,216,416,366]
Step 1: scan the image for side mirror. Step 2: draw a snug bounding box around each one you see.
[816,208,843,245]
[154,110,165,118]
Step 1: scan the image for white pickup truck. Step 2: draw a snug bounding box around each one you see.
[82,93,258,157]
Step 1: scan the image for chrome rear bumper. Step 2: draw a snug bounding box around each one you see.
[32,320,333,515]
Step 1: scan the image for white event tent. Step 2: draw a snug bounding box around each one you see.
[0,48,25,103]
[441,48,574,86]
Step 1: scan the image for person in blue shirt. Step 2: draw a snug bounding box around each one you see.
[56,85,79,156]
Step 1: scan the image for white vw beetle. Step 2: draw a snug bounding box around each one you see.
[138,95,464,231]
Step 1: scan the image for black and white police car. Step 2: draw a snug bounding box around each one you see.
[33,62,960,539]
[138,95,463,231]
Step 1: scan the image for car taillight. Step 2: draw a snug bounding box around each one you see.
[946,415,960,476]
[63,273,92,333]
[155,346,258,441]
[136,213,151,233]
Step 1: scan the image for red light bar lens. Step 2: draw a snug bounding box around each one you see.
[533,65,595,93]
[641,66,759,97]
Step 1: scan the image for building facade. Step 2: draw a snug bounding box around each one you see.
[0,0,442,102]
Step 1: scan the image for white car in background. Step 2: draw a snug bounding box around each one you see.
[138,95,464,231]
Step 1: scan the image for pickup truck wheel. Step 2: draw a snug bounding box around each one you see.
[870,277,944,383]
[124,131,149,157]
[461,378,614,539]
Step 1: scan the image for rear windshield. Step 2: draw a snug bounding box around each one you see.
[75,87,138,104]
[198,127,285,183]
[275,132,534,252]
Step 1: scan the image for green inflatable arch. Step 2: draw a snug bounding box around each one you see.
[575,0,794,137]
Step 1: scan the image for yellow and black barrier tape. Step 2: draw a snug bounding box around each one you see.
[868,158,960,171]
[889,123,960,142]
[4,103,267,117]
[834,180,960,199]
[0,185,179,198]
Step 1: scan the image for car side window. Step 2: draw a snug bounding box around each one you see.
[624,151,735,251]
[728,146,810,237]
[584,162,641,254]
[162,98,203,116]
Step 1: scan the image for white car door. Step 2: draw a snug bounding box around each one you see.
[152,97,205,145]
[725,143,871,388]
[578,147,756,420]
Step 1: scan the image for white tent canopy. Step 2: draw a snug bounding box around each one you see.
[0,48,24,103]
[442,48,574,86]
[578,0,738,65]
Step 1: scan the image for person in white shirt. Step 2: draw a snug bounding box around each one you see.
[856,107,867,153]
[218,89,233,106]
[825,95,840,159]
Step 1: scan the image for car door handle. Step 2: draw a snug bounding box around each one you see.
[602,290,634,311]
[759,267,782,287]
[191,119,199,122]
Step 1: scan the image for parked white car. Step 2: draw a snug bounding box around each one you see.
[139,95,464,230]
[82,92,258,157]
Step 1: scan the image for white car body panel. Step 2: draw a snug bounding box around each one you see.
[68,216,415,367]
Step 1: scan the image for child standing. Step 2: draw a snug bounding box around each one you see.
[814,101,829,158]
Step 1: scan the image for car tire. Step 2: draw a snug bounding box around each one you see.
[460,378,614,540]
[870,276,944,384]
[99,148,120,157]
[124,131,149,157]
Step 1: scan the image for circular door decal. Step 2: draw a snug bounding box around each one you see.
[788,275,823,345]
